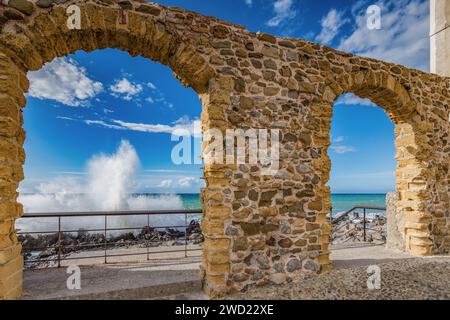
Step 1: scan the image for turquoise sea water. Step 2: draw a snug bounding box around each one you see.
[178,193,387,215]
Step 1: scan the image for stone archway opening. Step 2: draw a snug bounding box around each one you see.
[319,71,432,261]
[327,92,397,263]
[17,47,207,272]
[0,2,224,299]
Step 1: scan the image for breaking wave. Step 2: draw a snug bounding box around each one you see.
[17,141,186,233]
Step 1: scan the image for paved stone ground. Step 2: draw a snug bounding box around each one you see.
[23,244,450,300]
[228,246,450,300]
[23,257,205,300]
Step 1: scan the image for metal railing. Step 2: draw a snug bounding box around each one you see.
[17,209,203,268]
[331,206,387,242]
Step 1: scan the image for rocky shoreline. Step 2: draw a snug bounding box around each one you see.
[332,213,386,245]
[19,220,204,268]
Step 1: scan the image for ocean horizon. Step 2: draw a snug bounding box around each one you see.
[18,192,389,216]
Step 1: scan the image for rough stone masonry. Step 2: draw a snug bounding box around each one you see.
[0,0,449,299]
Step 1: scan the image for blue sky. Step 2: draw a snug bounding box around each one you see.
[20,0,429,194]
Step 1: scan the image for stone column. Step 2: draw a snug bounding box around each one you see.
[430,0,450,76]
[199,76,234,297]
[0,52,27,300]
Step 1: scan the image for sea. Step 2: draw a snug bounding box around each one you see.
[16,193,387,232]
[180,193,387,217]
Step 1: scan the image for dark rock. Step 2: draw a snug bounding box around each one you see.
[278,238,293,248]
[264,59,277,70]
[233,237,248,252]
[257,32,276,44]
[36,0,53,8]
[256,255,270,270]
[303,259,320,272]
[298,133,312,146]
[118,0,133,10]
[234,191,246,200]
[296,189,315,198]
[234,77,245,92]
[283,133,297,143]
[250,59,262,69]
[0,16,8,31]
[261,224,278,233]
[295,239,307,247]
[249,52,263,59]
[260,190,277,203]
[211,41,231,49]
[9,0,34,16]
[211,25,229,39]
[239,222,260,236]
[233,273,249,283]
[248,189,259,201]
[244,253,253,265]
[245,42,254,51]
[278,40,296,48]
[136,4,161,15]
[4,9,24,20]
[286,258,302,272]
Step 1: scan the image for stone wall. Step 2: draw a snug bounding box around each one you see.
[0,0,449,299]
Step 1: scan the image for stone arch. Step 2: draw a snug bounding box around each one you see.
[0,1,227,300]
[321,70,416,122]
[316,70,433,257]
[0,0,449,301]
[0,3,215,94]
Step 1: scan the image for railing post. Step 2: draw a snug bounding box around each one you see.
[329,207,333,242]
[363,208,367,242]
[57,216,61,268]
[104,215,107,264]
[146,214,150,261]
[184,213,188,258]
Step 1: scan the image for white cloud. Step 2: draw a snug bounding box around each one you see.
[84,120,125,131]
[110,78,143,101]
[28,58,103,107]
[156,177,199,189]
[331,145,356,154]
[338,0,429,71]
[147,82,157,89]
[335,93,377,107]
[52,171,87,176]
[56,116,75,121]
[315,9,349,45]
[267,0,297,27]
[158,179,173,188]
[84,116,201,137]
[178,177,197,188]
[333,136,345,143]
[245,0,253,7]
[144,170,187,174]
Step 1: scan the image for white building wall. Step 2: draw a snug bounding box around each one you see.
[430,0,450,76]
